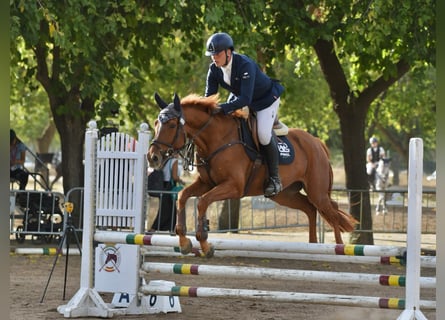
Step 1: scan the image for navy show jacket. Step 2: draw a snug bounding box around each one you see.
[205,52,284,114]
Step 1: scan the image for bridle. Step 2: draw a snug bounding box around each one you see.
[150,104,238,176]
[150,105,215,171]
[150,118,186,169]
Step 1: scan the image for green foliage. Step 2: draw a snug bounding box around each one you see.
[367,64,436,162]
[10,0,436,196]
[274,47,336,140]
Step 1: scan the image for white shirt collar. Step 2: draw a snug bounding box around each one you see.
[221,54,233,85]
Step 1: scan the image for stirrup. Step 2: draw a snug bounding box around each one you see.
[264,177,282,198]
[273,120,288,136]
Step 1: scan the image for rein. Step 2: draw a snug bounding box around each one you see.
[182,110,246,186]
[187,114,254,191]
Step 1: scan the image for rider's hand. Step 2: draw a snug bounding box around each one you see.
[233,106,249,119]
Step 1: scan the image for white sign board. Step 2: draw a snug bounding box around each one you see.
[95,243,139,294]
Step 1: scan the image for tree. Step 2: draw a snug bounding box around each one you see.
[10,1,206,193]
[263,1,435,243]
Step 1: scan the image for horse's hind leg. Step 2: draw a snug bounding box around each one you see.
[273,188,318,243]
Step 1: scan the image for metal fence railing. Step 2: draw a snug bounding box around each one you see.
[330,187,436,234]
[10,186,436,244]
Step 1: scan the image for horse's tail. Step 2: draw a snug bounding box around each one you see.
[318,139,358,232]
[336,208,358,232]
[320,203,357,233]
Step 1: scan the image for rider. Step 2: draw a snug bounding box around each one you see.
[366,136,386,190]
[203,32,285,197]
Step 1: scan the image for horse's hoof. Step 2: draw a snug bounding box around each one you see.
[180,238,193,255]
[203,244,215,258]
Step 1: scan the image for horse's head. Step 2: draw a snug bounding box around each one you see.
[148,92,223,168]
[376,157,391,179]
[147,93,187,169]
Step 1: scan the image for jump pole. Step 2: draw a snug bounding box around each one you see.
[94,231,406,257]
[142,262,436,289]
[14,248,81,255]
[141,281,436,311]
[141,246,436,269]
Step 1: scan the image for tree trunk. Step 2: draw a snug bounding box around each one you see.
[37,121,57,153]
[391,152,401,186]
[312,39,373,244]
[49,95,94,226]
[338,107,374,244]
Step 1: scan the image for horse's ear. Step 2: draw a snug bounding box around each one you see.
[154,92,168,109]
[173,93,181,112]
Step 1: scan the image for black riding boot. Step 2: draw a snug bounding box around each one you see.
[262,137,282,197]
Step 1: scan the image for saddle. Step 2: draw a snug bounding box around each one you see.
[234,110,294,165]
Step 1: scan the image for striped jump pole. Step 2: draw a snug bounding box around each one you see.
[142,262,436,289]
[14,248,81,255]
[141,246,436,269]
[141,281,436,311]
[94,231,407,257]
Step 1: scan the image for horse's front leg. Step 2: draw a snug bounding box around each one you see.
[195,183,242,258]
[195,201,213,257]
[175,179,210,255]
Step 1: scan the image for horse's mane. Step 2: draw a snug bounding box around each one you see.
[180,93,220,111]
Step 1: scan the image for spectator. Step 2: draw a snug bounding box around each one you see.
[149,156,184,233]
[366,136,385,190]
[10,129,29,190]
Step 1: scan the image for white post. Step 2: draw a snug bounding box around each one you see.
[58,121,112,318]
[398,138,427,320]
[80,120,99,289]
[133,123,150,233]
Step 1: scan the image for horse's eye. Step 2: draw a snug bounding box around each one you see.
[168,123,176,129]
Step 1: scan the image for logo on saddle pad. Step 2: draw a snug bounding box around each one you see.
[277,136,294,165]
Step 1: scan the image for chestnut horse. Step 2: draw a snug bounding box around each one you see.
[148,93,357,257]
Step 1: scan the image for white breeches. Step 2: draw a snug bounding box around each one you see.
[256,98,280,145]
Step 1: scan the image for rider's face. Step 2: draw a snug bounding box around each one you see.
[211,50,230,67]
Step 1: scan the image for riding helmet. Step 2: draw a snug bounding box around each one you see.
[369,137,378,144]
[205,32,234,56]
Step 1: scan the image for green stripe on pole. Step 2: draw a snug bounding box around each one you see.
[354,245,365,256]
[173,264,183,274]
[126,233,136,244]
